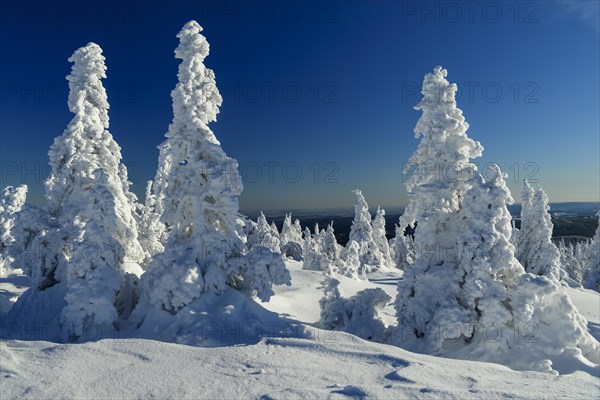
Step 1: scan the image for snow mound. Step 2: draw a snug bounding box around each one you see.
[132,286,309,347]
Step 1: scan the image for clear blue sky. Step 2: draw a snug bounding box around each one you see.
[1,1,598,213]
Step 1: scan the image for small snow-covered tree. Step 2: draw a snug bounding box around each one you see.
[302,226,328,271]
[139,22,290,314]
[270,221,279,237]
[279,214,295,245]
[321,223,341,261]
[242,218,258,240]
[7,194,50,285]
[517,186,561,282]
[348,190,372,243]
[319,277,390,342]
[348,190,387,270]
[515,180,534,267]
[389,223,414,270]
[0,185,27,276]
[334,240,363,279]
[558,240,588,286]
[137,180,165,266]
[372,207,393,267]
[279,213,304,260]
[583,211,600,291]
[247,212,281,252]
[292,218,303,241]
[313,223,321,239]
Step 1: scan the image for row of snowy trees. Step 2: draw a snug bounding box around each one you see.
[243,188,416,279]
[1,21,290,340]
[513,179,600,290]
[318,66,599,374]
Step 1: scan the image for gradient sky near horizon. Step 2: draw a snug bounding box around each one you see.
[1,0,599,213]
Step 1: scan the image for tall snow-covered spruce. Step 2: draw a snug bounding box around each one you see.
[391,66,599,373]
[7,43,144,339]
[393,67,483,346]
[137,21,290,319]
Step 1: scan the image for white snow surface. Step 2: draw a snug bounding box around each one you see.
[1,261,599,399]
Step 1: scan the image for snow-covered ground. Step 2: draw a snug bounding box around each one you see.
[1,262,599,399]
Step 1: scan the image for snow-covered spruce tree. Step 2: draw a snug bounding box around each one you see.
[558,241,574,282]
[136,180,165,266]
[558,240,587,286]
[517,186,562,282]
[389,223,414,270]
[7,200,50,285]
[279,214,302,245]
[392,67,599,373]
[583,210,600,291]
[0,185,28,276]
[138,21,290,316]
[279,213,303,260]
[454,166,597,372]
[302,226,328,271]
[247,212,281,253]
[348,190,372,244]
[319,277,390,342]
[279,213,294,245]
[270,221,279,237]
[321,223,341,261]
[334,241,363,279]
[242,217,258,241]
[7,43,144,339]
[292,218,303,240]
[515,180,534,268]
[372,207,393,267]
[573,240,591,283]
[347,190,388,270]
[393,66,483,351]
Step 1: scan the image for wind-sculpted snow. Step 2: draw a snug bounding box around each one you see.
[319,277,391,342]
[1,320,599,399]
